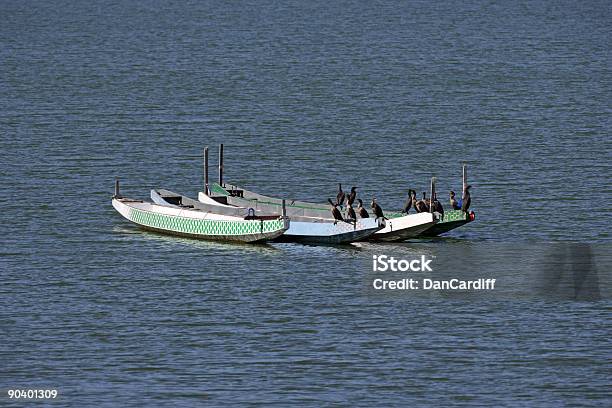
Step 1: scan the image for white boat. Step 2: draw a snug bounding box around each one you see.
[111,183,289,243]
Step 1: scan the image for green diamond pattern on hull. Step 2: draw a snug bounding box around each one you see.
[441,210,468,223]
[128,207,284,236]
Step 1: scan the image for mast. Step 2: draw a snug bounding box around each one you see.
[462,163,467,199]
[219,143,224,187]
[430,177,435,213]
[204,147,209,195]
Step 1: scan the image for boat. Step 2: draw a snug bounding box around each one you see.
[111,182,289,243]
[202,183,438,242]
[176,181,384,244]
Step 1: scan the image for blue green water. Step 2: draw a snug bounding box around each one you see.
[1,0,610,406]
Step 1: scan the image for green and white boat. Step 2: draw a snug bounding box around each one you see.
[112,183,289,243]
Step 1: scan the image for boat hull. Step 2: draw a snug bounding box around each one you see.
[112,198,288,243]
[369,212,437,241]
[278,219,382,244]
[419,210,472,236]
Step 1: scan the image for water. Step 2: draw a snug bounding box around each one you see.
[1,0,611,406]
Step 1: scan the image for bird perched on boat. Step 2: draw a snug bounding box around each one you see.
[415,192,429,213]
[336,183,345,207]
[403,189,416,213]
[450,191,460,210]
[462,185,472,212]
[328,198,344,224]
[347,186,357,206]
[371,197,387,220]
[346,201,356,220]
[357,199,369,218]
[431,193,444,216]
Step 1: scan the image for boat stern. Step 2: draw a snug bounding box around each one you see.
[419,209,474,236]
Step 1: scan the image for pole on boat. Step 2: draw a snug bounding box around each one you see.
[114,178,120,199]
[204,146,209,195]
[281,199,287,218]
[219,143,224,187]
[462,163,467,199]
[430,177,435,213]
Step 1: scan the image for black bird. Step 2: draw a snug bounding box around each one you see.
[450,191,460,210]
[414,200,428,213]
[431,193,444,216]
[336,183,346,207]
[328,198,344,223]
[411,190,419,210]
[415,192,429,213]
[461,185,472,212]
[347,186,357,206]
[403,189,416,213]
[371,198,386,219]
[357,199,369,218]
[346,201,356,220]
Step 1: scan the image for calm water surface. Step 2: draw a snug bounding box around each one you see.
[1,0,611,406]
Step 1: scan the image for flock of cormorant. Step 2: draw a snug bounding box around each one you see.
[328,183,472,224]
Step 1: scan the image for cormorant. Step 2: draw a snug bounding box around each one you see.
[347,186,357,206]
[371,198,386,219]
[403,189,416,213]
[415,192,429,213]
[431,193,444,216]
[357,199,369,218]
[462,185,472,212]
[328,198,344,224]
[336,183,345,207]
[450,191,460,210]
[346,201,356,220]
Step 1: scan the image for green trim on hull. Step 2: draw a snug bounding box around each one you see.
[420,210,471,236]
[129,207,286,237]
